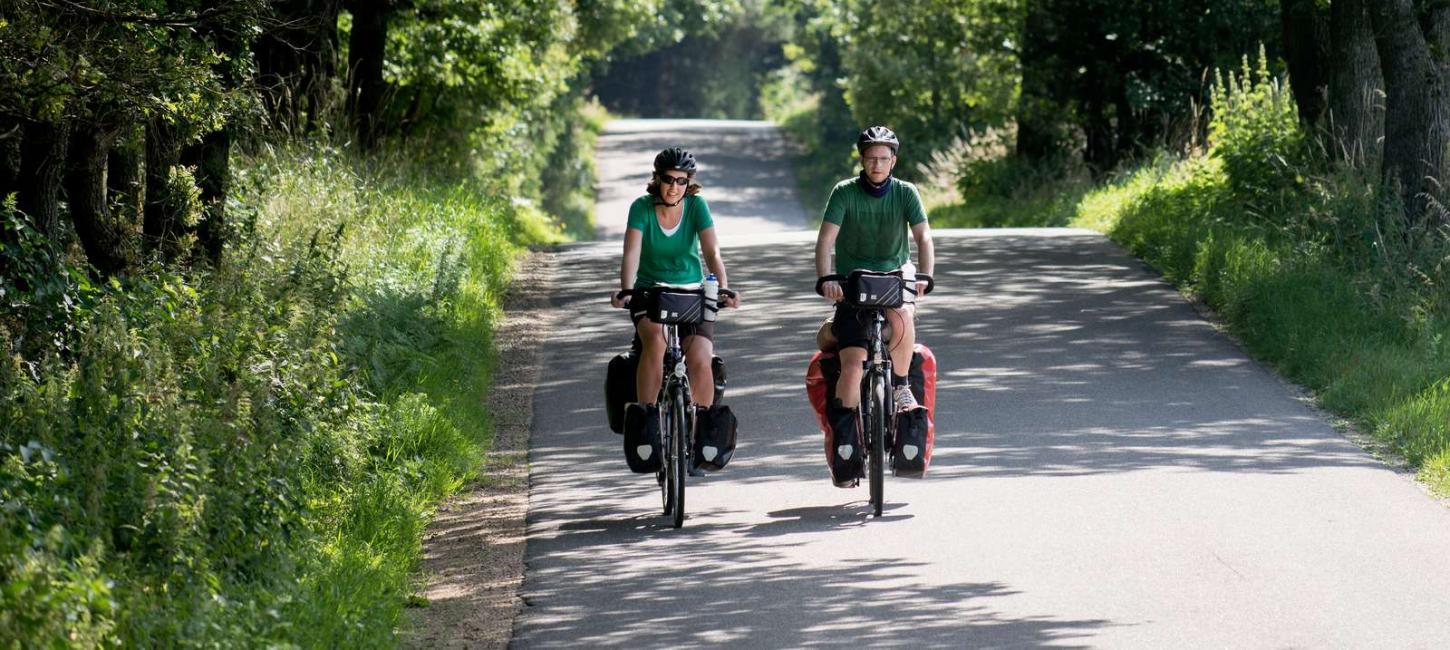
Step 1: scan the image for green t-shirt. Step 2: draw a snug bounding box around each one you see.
[822,177,928,274]
[626,194,715,288]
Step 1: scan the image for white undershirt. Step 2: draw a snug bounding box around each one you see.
[660,219,682,236]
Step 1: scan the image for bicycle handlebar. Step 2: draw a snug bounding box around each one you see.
[815,273,936,297]
[613,287,738,306]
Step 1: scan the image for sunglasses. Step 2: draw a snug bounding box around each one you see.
[658,174,691,186]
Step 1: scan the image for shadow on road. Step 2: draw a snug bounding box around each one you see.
[514,229,1381,646]
[517,520,1113,647]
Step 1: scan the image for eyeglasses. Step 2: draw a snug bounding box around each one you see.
[862,156,894,166]
[659,174,690,186]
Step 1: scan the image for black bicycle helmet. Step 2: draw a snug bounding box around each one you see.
[856,125,900,154]
[654,147,697,174]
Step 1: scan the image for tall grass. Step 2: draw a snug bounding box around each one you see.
[934,51,1450,493]
[0,139,566,646]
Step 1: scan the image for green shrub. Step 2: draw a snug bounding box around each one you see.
[0,138,555,645]
[1208,47,1312,220]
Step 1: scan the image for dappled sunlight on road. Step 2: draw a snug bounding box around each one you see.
[509,227,1450,647]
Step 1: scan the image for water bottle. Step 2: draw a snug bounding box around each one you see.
[901,260,917,303]
[703,273,720,322]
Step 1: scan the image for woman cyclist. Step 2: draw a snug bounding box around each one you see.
[611,147,740,471]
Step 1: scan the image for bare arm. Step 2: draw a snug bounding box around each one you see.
[612,228,643,308]
[815,222,842,301]
[698,227,739,307]
[815,222,840,277]
[913,221,934,276]
[912,221,934,294]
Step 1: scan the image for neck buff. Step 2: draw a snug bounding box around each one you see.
[857,172,894,198]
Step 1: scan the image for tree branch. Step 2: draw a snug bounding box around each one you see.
[38,0,233,29]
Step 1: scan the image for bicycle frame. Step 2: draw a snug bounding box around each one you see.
[657,321,692,528]
[617,283,722,528]
[858,307,895,517]
[814,269,934,518]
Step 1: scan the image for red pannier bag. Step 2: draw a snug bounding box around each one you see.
[805,344,937,480]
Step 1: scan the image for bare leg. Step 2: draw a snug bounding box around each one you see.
[886,304,916,380]
[837,346,867,408]
[635,319,665,406]
[683,335,715,407]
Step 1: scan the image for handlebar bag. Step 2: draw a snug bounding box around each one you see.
[846,271,905,309]
[649,290,704,324]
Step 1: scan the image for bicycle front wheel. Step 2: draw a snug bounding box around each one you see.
[670,391,688,528]
[867,371,886,517]
[660,400,674,516]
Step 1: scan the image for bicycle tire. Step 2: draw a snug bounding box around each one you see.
[671,390,688,528]
[660,395,674,516]
[868,371,885,517]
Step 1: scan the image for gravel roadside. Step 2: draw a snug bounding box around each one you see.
[403,250,559,648]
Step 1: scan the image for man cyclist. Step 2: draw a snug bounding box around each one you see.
[815,126,935,475]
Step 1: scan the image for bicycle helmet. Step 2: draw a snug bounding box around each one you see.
[856,126,899,154]
[654,147,697,174]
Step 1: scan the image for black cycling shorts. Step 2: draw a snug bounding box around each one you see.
[830,302,908,351]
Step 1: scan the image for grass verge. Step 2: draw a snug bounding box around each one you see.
[0,139,568,646]
[936,152,1450,495]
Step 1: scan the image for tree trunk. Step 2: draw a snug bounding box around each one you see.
[1015,0,1061,162]
[1114,84,1137,161]
[182,128,231,263]
[1083,93,1115,174]
[1368,0,1450,225]
[254,0,342,133]
[1327,0,1383,167]
[0,115,19,202]
[16,120,69,237]
[65,125,130,276]
[107,124,144,226]
[143,119,187,258]
[1281,0,1330,126]
[347,0,392,148]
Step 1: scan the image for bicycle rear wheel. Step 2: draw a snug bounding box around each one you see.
[670,390,688,528]
[867,370,886,517]
[660,398,674,516]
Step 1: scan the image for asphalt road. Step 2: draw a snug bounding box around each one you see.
[591,118,811,239]
[512,120,1450,647]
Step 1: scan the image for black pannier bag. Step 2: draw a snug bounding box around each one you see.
[605,350,640,434]
[892,407,930,477]
[846,270,905,309]
[808,345,936,483]
[693,404,738,472]
[649,289,704,324]
[605,343,726,434]
[827,400,864,487]
[622,403,661,473]
[711,355,727,406]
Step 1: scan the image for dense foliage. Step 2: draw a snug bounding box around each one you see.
[0,0,673,646]
[5,0,1450,645]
